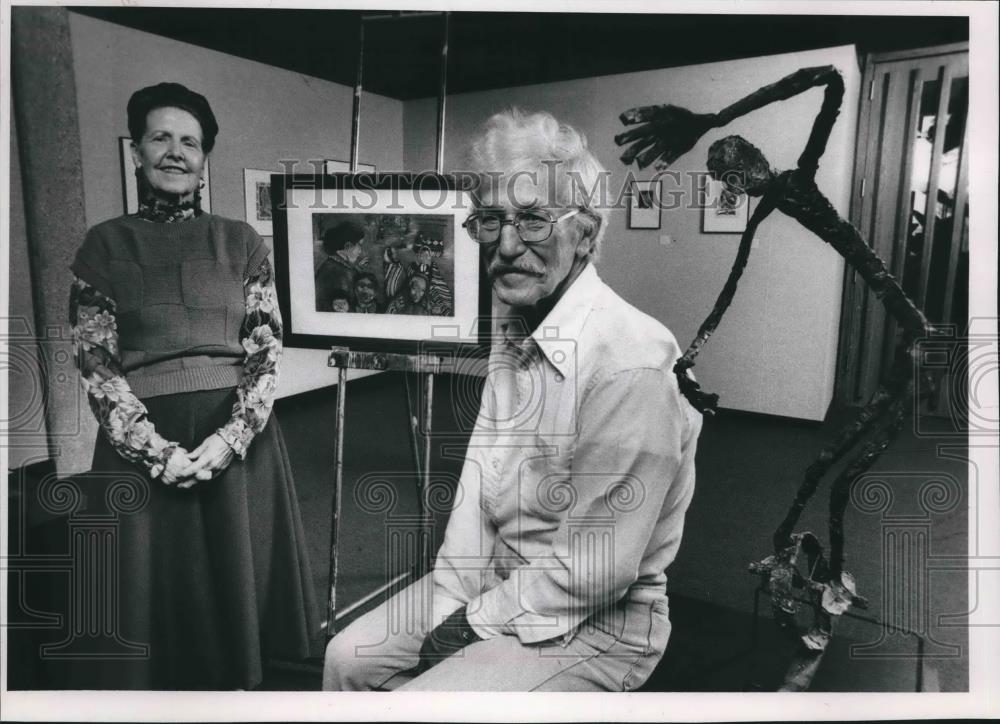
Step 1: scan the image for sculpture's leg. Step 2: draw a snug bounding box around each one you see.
[828,378,913,579]
[771,384,897,551]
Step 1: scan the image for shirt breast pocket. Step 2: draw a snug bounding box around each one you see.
[521,440,574,525]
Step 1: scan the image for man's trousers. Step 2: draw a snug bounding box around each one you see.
[322,574,671,691]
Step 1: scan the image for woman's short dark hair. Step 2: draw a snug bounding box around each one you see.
[354,271,378,288]
[127,82,219,153]
[322,222,365,256]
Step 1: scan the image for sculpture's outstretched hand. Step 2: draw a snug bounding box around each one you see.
[616,104,718,169]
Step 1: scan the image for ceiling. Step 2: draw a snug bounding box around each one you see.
[71,8,969,100]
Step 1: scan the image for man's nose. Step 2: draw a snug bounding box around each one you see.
[496,223,526,260]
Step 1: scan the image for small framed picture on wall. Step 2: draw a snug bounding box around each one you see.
[243,168,276,236]
[702,177,750,234]
[627,179,661,230]
[118,136,211,215]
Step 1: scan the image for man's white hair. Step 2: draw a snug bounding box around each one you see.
[468,108,610,258]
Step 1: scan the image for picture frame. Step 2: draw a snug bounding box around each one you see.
[118,136,211,214]
[627,179,662,230]
[243,168,277,235]
[271,173,488,354]
[702,177,750,233]
[324,158,377,174]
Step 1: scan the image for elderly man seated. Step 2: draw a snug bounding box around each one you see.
[323,109,702,692]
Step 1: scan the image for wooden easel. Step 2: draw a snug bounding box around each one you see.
[322,10,453,640]
[323,347,454,637]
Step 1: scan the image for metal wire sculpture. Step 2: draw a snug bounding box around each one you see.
[615,66,935,653]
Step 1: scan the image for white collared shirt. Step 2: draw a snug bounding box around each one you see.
[432,263,703,643]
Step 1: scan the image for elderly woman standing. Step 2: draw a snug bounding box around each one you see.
[69,82,317,689]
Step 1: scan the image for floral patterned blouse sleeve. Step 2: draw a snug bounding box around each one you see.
[70,277,179,478]
[215,256,282,459]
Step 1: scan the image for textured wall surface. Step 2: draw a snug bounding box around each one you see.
[11,7,97,475]
[7,110,54,471]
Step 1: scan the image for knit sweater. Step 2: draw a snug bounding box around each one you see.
[71,213,269,399]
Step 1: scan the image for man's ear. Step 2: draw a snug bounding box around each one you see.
[574,216,600,258]
[574,237,595,259]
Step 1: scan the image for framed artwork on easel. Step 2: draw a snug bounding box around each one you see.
[271,172,489,356]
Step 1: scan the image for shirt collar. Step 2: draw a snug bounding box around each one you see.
[498,262,602,379]
[136,194,201,223]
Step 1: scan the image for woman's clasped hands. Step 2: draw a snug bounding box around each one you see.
[159,434,236,488]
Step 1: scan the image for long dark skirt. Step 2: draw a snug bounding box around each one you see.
[63,387,318,690]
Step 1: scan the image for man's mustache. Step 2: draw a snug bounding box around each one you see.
[488,264,543,277]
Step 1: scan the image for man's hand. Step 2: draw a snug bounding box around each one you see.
[177,433,235,489]
[160,446,193,486]
[415,606,483,675]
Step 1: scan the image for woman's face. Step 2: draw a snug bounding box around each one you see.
[131,106,206,201]
[342,240,363,263]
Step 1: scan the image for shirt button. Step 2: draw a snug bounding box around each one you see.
[554,372,564,382]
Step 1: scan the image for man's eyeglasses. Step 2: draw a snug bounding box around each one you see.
[463,208,581,245]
